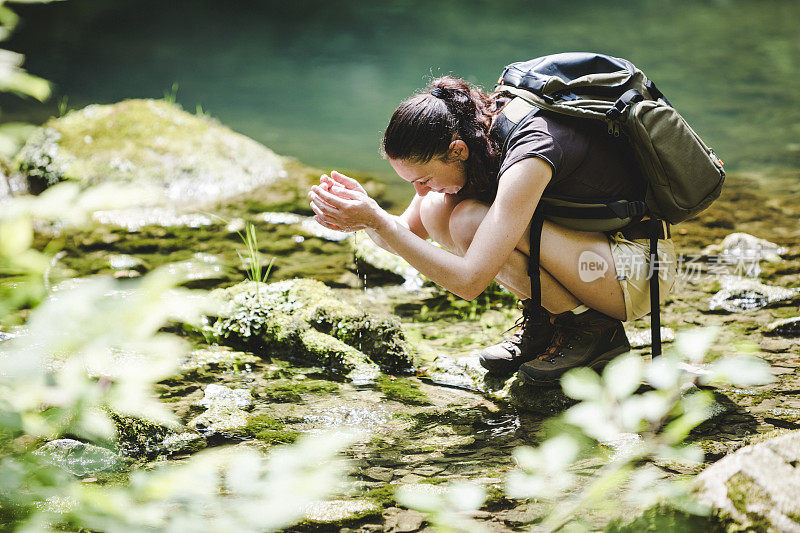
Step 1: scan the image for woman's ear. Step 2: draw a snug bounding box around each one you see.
[447,140,469,162]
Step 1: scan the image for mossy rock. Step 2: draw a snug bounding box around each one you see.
[242,413,299,444]
[211,278,415,381]
[696,430,800,532]
[606,504,720,532]
[111,413,172,458]
[374,375,431,406]
[15,99,285,206]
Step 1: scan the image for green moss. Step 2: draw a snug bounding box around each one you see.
[110,413,171,458]
[605,504,719,532]
[481,484,512,510]
[364,485,397,508]
[259,378,339,403]
[725,471,773,530]
[212,279,413,378]
[418,477,449,485]
[375,376,431,406]
[242,413,299,444]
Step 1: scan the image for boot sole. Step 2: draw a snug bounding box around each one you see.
[516,344,632,387]
[478,354,527,378]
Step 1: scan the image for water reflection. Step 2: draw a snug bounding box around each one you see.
[4,0,799,194]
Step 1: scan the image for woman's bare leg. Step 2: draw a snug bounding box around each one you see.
[419,193,626,320]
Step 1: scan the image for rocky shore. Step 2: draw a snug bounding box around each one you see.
[6,100,800,532]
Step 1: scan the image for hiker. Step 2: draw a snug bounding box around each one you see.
[308,75,678,384]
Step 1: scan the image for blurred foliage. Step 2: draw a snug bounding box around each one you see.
[398,327,774,531]
[0,5,353,529]
[0,182,355,531]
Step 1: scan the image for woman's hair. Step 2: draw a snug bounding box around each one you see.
[381,76,501,201]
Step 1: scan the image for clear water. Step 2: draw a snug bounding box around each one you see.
[4,0,800,204]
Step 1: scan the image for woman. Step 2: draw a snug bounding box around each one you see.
[308,75,677,384]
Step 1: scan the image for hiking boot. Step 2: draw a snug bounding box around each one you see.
[478,299,554,377]
[517,308,631,385]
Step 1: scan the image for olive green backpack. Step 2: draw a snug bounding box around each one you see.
[492,52,725,356]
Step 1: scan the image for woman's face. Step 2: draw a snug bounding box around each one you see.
[389,145,468,197]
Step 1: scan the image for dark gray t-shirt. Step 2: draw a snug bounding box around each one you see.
[497,111,646,202]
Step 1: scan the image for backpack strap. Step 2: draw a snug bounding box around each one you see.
[648,219,663,356]
[528,205,546,309]
[491,97,539,157]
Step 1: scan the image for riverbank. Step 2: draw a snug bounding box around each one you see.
[6,100,800,532]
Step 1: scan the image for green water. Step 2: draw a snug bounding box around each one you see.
[5,0,800,192]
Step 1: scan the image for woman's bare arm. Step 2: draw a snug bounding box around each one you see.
[365,193,428,254]
[310,160,551,300]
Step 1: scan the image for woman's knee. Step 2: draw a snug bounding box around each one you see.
[419,192,459,250]
[448,199,489,254]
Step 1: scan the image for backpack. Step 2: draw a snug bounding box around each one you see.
[492,52,725,356]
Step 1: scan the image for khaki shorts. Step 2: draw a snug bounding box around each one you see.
[607,232,678,321]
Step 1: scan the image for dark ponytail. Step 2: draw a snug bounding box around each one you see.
[381,76,501,201]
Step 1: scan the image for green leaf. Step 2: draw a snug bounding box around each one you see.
[540,434,580,469]
[674,327,719,363]
[704,354,775,387]
[561,366,603,400]
[602,353,643,400]
[662,390,715,444]
[565,401,616,441]
[0,70,50,101]
[0,215,32,257]
[644,353,682,390]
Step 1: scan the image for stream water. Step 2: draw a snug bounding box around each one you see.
[3,0,800,207]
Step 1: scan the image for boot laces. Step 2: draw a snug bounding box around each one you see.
[538,316,580,362]
[501,301,539,340]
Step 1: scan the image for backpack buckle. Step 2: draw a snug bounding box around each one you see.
[608,200,647,220]
[606,89,644,121]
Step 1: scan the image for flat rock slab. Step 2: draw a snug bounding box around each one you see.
[35,439,120,477]
[696,430,800,532]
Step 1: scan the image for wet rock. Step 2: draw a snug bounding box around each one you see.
[35,439,120,476]
[255,211,349,241]
[503,376,576,414]
[760,338,792,353]
[423,354,487,390]
[423,354,574,414]
[363,466,394,483]
[708,276,799,313]
[111,413,172,458]
[696,430,800,532]
[195,383,253,410]
[107,254,147,271]
[350,232,425,290]
[181,345,261,375]
[625,326,675,348]
[15,100,286,207]
[161,432,207,455]
[188,384,254,437]
[764,317,800,338]
[211,279,415,381]
[188,402,250,436]
[384,509,426,532]
[302,499,380,524]
[92,207,215,232]
[701,232,786,264]
[16,127,67,193]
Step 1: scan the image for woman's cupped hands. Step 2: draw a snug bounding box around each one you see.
[308,171,385,233]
